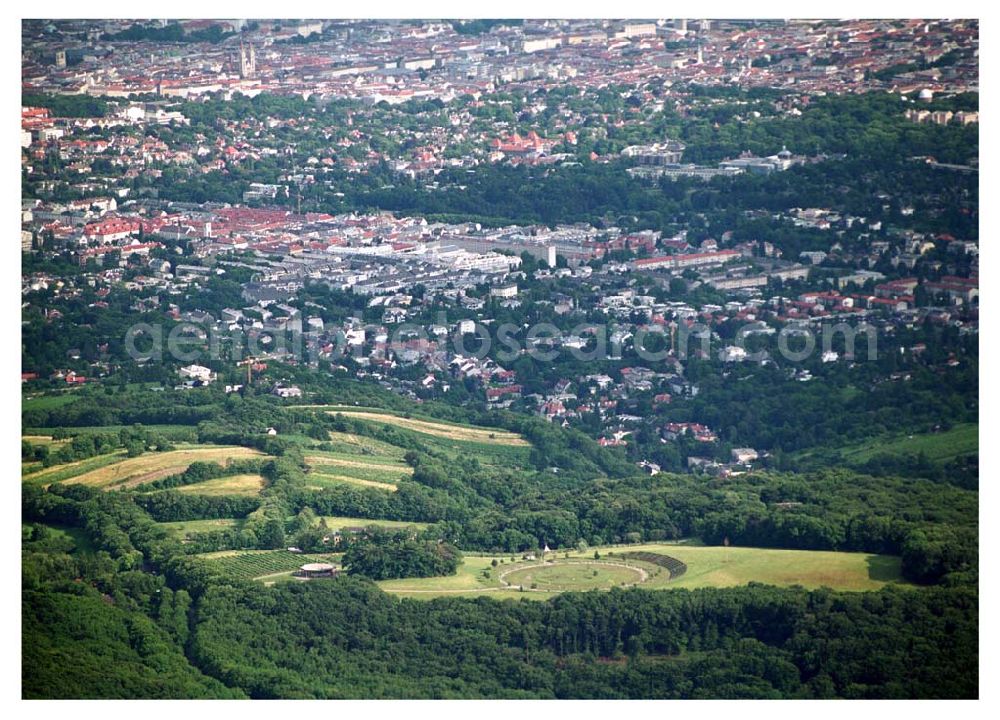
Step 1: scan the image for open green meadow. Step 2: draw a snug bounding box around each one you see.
[21,393,81,412]
[793,423,978,466]
[192,539,906,598]
[839,423,978,464]
[375,542,909,600]
[157,517,245,540]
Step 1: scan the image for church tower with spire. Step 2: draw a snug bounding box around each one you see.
[239,38,256,79]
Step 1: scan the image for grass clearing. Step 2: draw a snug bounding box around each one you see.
[59,445,265,489]
[615,543,905,592]
[339,423,532,467]
[377,555,499,595]
[306,473,398,492]
[305,454,412,477]
[324,431,408,459]
[304,452,411,492]
[318,516,429,531]
[22,435,69,446]
[22,451,128,486]
[24,522,96,554]
[377,542,910,600]
[328,410,529,446]
[157,518,245,540]
[21,393,81,412]
[309,448,410,467]
[840,423,978,464]
[175,474,266,497]
[793,423,978,467]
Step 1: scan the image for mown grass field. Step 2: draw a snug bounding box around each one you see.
[296,405,533,466]
[376,543,909,600]
[317,516,429,531]
[157,517,245,540]
[305,474,399,492]
[175,474,266,497]
[376,555,500,596]
[305,454,412,478]
[303,449,412,493]
[329,410,528,445]
[324,431,408,459]
[633,544,904,592]
[22,451,128,485]
[841,423,978,464]
[57,445,265,489]
[332,421,532,467]
[21,393,81,412]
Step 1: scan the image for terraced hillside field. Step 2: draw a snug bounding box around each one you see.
[53,446,265,489]
[322,411,533,467]
[304,451,412,492]
[22,451,128,485]
[328,409,529,446]
[324,431,408,459]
